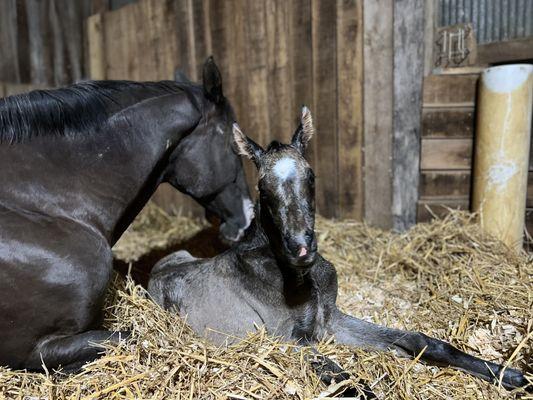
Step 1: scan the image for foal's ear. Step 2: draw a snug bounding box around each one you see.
[203,56,223,104]
[232,123,264,167]
[291,106,315,154]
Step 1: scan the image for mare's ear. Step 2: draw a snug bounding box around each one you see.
[202,56,223,104]
[291,106,315,154]
[232,123,264,167]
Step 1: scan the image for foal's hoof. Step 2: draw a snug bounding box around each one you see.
[499,367,531,392]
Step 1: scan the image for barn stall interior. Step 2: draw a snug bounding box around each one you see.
[0,0,532,399]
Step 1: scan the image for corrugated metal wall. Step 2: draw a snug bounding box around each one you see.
[438,0,533,43]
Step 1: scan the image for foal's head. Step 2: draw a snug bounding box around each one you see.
[233,107,317,268]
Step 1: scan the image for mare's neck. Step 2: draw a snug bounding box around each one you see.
[107,86,205,243]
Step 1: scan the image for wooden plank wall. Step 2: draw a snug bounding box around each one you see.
[0,0,97,86]
[87,0,364,219]
[419,73,533,235]
[0,82,48,97]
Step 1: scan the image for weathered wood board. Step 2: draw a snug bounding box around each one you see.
[336,0,363,220]
[421,108,475,138]
[312,0,338,218]
[477,37,533,65]
[392,0,425,231]
[423,74,479,106]
[421,138,473,170]
[362,0,393,228]
[420,171,533,208]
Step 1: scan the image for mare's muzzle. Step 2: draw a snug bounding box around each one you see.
[201,177,254,245]
[219,220,246,244]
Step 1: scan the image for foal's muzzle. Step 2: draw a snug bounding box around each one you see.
[289,249,317,267]
[285,233,318,267]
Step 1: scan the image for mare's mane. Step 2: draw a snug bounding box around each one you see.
[0,80,193,143]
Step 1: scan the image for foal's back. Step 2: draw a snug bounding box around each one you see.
[148,243,327,344]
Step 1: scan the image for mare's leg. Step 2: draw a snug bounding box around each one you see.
[0,218,130,372]
[328,310,529,391]
[26,330,130,373]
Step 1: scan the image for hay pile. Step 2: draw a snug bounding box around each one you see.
[112,205,208,263]
[1,204,531,399]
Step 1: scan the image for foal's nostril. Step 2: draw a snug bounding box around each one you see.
[286,233,316,258]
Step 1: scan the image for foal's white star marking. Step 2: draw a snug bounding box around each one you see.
[273,157,297,181]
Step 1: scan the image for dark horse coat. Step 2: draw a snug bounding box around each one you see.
[149,108,530,393]
[0,58,253,371]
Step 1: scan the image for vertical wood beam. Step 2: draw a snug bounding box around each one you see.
[363,0,394,228]
[243,0,270,191]
[0,0,21,83]
[190,0,212,80]
[392,0,425,231]
[336,0,364,219]
[87,14,106,80]
[312,0,338,218]
[291,0,315,182]
[25,0,53,85]
[423,0,436,76]
[265,0,293,143]
[59,0,84,83]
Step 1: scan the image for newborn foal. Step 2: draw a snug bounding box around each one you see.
[148,108,529,392]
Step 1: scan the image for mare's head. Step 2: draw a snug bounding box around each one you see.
[165,57,253,243]
[233,107,317,268]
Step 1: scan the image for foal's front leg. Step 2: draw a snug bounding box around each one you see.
[328,309,529,391]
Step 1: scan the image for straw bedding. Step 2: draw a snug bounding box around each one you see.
[1,203,531,399]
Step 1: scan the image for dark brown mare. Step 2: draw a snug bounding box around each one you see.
[0,58,253,372]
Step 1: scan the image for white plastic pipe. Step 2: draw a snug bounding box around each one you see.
[472,64,533,251]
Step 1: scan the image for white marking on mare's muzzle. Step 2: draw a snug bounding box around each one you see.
[273,157,297,181]
[242,197,254,230]
[234,197,255,241]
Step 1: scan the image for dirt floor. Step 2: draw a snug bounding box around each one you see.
[1,203,531,399]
